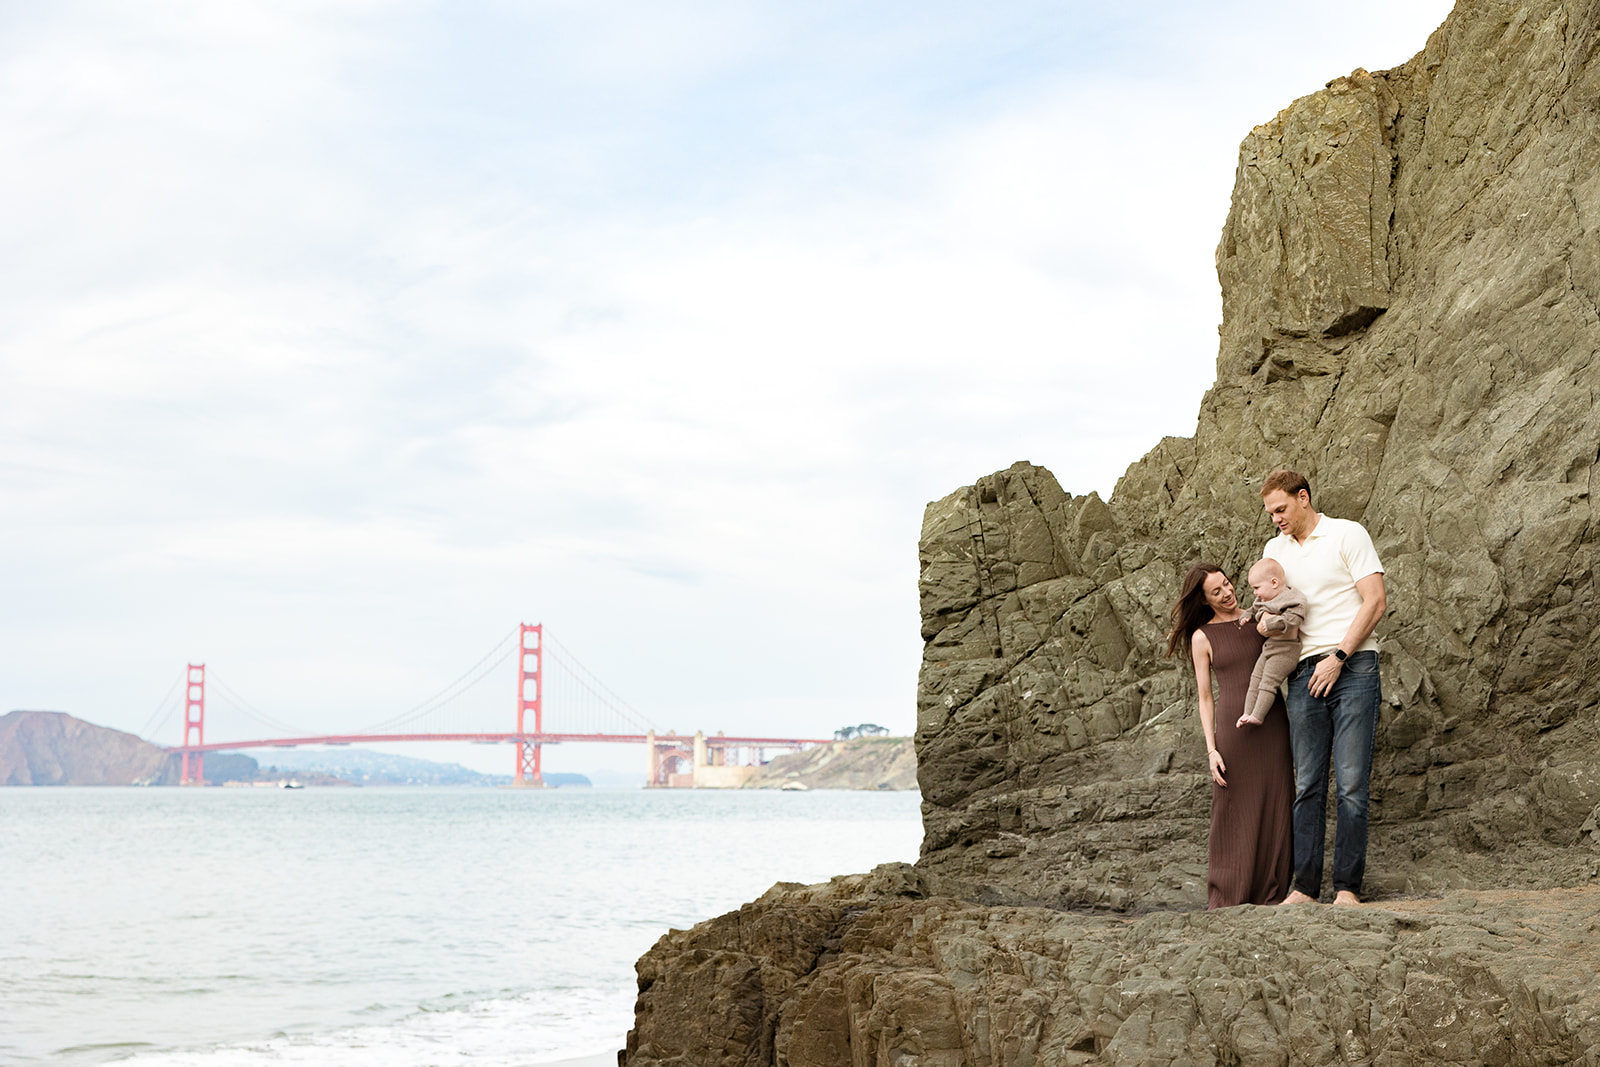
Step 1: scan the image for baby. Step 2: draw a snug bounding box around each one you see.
[1238,558,1306,726]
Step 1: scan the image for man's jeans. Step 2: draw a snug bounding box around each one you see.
[1285,650,1381,897]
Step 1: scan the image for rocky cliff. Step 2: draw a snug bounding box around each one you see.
[625,2,1600,1063]
[627,870,1600,1066]
[742,738,918,791]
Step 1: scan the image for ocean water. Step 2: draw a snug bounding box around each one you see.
[1,786,924,1066]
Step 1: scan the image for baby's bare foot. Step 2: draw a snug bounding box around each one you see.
[1236,714,1264,727]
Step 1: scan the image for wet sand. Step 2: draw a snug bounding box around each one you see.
[541,1050,620,1067]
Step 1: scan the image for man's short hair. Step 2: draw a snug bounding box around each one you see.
[1260,469,1311,502]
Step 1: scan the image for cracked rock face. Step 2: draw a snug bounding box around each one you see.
[627,874,1600,1067]
[625,2,1600,1064]
[915,0,1600,909]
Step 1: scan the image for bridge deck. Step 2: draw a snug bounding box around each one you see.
[166,733,833,754]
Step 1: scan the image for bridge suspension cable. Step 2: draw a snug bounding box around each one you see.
[544,633,655,733]
[136,671,185,742]
[208,671,319,737]
[352,624,522,734]
[159,623,674,753]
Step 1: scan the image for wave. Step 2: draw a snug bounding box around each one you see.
[117,986,631,1067]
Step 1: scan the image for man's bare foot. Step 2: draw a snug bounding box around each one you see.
[1281,890,1316,905]
[1333,890,1362,906]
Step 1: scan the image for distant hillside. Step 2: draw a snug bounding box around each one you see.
[243,747,521,786]
[0,711,594,788]
[1,710,169,785]
[742,736,916,791]
[0,711,322,786]
[243,747,602,787]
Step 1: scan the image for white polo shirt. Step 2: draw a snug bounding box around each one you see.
[1262,515,1384,660]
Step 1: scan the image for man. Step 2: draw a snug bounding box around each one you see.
[1260,470,1386,905]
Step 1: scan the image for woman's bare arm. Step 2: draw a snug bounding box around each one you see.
[1190,629,1226,787]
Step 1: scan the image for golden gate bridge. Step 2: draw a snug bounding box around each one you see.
[142,623,829,788]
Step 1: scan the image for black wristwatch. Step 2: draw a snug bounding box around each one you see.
[1333,648,1349,662]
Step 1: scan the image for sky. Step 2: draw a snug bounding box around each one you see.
[1,0,1456,778]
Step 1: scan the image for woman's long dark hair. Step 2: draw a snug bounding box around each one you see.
[1166,561,1225,659]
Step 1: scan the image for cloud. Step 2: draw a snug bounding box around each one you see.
[0,0,1455,772]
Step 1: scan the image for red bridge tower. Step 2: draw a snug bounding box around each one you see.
[181,663,206,785]
[514,623,544,787]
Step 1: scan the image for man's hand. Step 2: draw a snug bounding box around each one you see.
[1308,655,1343,697]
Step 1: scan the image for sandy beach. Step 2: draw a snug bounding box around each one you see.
[542,1051,619,1067]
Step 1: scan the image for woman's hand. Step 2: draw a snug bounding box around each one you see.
[1208,747,1227,787]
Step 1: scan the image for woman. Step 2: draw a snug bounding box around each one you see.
[1167,562,1294,908]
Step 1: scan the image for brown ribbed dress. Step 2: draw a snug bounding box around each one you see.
[1202,619,1294,908]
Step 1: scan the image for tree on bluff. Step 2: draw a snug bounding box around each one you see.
[833,723,890,740]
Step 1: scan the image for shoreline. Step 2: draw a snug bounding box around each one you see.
[540,1051,620,1067]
